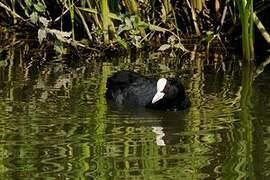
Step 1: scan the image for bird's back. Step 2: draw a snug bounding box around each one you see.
[106,71,156,106]
[106,70,143,89]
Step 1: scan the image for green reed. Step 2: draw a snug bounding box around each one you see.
[235,0,255,61]
[67,0,75,40]
[101,0,111,44]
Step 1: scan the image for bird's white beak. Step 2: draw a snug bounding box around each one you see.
[152,91,165,104]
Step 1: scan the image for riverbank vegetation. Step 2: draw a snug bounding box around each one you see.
[0,3,270,178]
[0,0,269,61]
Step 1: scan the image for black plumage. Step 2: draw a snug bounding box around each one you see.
[106,70,190,110]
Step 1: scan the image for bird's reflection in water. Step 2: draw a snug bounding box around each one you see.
[106,102,189,146]
[152,126,166,146]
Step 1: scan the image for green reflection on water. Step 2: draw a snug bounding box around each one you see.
[0,31,270,179]
[222,61,255,179]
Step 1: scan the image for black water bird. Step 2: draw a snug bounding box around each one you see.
[106,70,190,110]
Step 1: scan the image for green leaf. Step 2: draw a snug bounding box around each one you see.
[174,42,189,52]
[39,17,50,27]
[125,17,133,29]
[30,12,38,24]
[137,21,148,28]
[174,43,184,49]
[116,36,128,49]
[108,13,122,21]
[34,2,46,12]
[54,42,67,55]
[38,28,47,44]
[158,44,171,51]
[25,0,32,8]
[79,7,121,20]
[78,7,98,14]
[47,29,72,43]
[168,35,176,43]
[24,0,32,16]
[148,24,167,32]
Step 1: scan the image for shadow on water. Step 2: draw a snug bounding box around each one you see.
[1,29,270,179]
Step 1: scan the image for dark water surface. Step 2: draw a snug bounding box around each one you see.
[1,34,270,179]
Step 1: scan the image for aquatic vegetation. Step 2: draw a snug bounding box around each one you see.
[235,0,255,61]
[1,2,270,179]
[0,0,269,61]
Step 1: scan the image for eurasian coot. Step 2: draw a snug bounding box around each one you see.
[106,70,190,110]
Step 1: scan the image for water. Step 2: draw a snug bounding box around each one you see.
[1,34,270,179]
